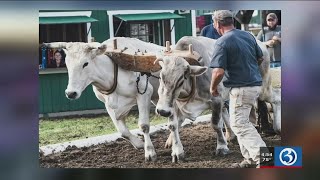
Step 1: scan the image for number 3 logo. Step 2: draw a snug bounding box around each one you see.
[279,148,297,166]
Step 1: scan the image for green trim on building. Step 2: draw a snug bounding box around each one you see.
[174,11,192,43]
[39,16,98,24]
[114,12,184,22]
[91,11,110,43]
[39,73,104,114]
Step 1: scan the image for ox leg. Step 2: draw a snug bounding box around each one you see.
[165,131,173,149]
[106,106,144,149]
[137,91,157,162]
[165,115,183,149]
[168,106,185,163]
[271,88,281,134]
[211,98,230,156]
[222,106,236,143]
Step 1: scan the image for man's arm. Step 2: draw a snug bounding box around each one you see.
[210,68,224,96]
[210,43,227,96]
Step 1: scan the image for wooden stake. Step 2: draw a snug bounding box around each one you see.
[166,41,171,52]
[189,44,193,55]
[113,39,117,50]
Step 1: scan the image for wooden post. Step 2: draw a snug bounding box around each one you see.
[166,41,170,52]
[113,39,117,50]
[189,44,193,55]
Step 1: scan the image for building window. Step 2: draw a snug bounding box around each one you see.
[39,23,88,69]
[129,23,152,42]
[39,23,87,43]
[128,22,156,43]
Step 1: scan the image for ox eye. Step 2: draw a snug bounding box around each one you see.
[83,62,89,68]
[177,81,184,88]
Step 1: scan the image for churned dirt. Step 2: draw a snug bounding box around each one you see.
[40,122,281,168]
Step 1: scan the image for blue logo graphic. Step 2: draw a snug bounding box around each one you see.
[275,147,302,167]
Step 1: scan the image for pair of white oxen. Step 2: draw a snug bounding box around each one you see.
[46,36,281,163]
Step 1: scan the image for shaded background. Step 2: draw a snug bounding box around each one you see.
[0,1,319,179]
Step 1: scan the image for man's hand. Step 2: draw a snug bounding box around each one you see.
[265,40,275,47]
[210,88,219,97]
[210,68,224,97]
[272,36,279,41]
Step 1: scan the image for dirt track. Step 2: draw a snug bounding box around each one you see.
[40,122,281,168]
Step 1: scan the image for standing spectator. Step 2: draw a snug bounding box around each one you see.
[200,14,222,39]
[257,13,281,67]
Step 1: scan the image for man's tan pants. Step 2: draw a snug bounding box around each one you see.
[229,86,267,164]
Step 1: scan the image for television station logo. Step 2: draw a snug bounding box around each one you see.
[260,146,302,168]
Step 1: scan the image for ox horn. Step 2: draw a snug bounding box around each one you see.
[154,58,164,67]
[86,42,105,51]
[41,42,67,49]
[153,58,163,65]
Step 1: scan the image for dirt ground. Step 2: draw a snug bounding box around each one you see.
[40,122,281,168]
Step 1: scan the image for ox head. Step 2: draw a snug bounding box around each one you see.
[44,42,107,100]
[154,56,207,117]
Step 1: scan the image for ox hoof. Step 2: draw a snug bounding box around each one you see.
[216,148,230,156]
[145,154,157,162]
[172,153,185,163]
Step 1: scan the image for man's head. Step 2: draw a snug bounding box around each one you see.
[212,10,234,35]
[266,13,278,29]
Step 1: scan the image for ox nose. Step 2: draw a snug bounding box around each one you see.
[66,91,77,99]
[156,109,172,117]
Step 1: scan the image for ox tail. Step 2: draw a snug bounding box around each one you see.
[257,100,276,135]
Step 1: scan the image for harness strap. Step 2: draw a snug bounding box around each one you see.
[96,60,118,95]
[136,73,150,95]
[177,76,196,102]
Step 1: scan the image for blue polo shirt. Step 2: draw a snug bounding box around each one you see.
[200,24,221,39]
[210,29,263,88]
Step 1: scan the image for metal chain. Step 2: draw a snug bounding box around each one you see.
[136,73,149,95]
[149,74,160,79]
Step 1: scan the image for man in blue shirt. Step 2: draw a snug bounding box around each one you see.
[209,10,267,168]
[200,17,221,39]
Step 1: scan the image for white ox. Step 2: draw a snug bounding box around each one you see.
[45,37,235,163]
[155,36,281,161]
[45,37,164,161]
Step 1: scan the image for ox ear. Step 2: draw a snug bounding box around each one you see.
[62,48,68,55]
[96,44,107,55]
[189,66,208,76]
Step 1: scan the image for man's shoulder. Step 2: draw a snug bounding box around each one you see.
[202,24,212,31]
[200,24,212,35]
[222,29,244,39]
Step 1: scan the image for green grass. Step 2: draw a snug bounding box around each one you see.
[39,111,167,146]
[39,109,212,146]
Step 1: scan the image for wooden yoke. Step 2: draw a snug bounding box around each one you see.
[104,39,202,73]
[163,41,201,66]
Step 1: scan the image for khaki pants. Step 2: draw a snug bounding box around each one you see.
[229,86,266,164]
